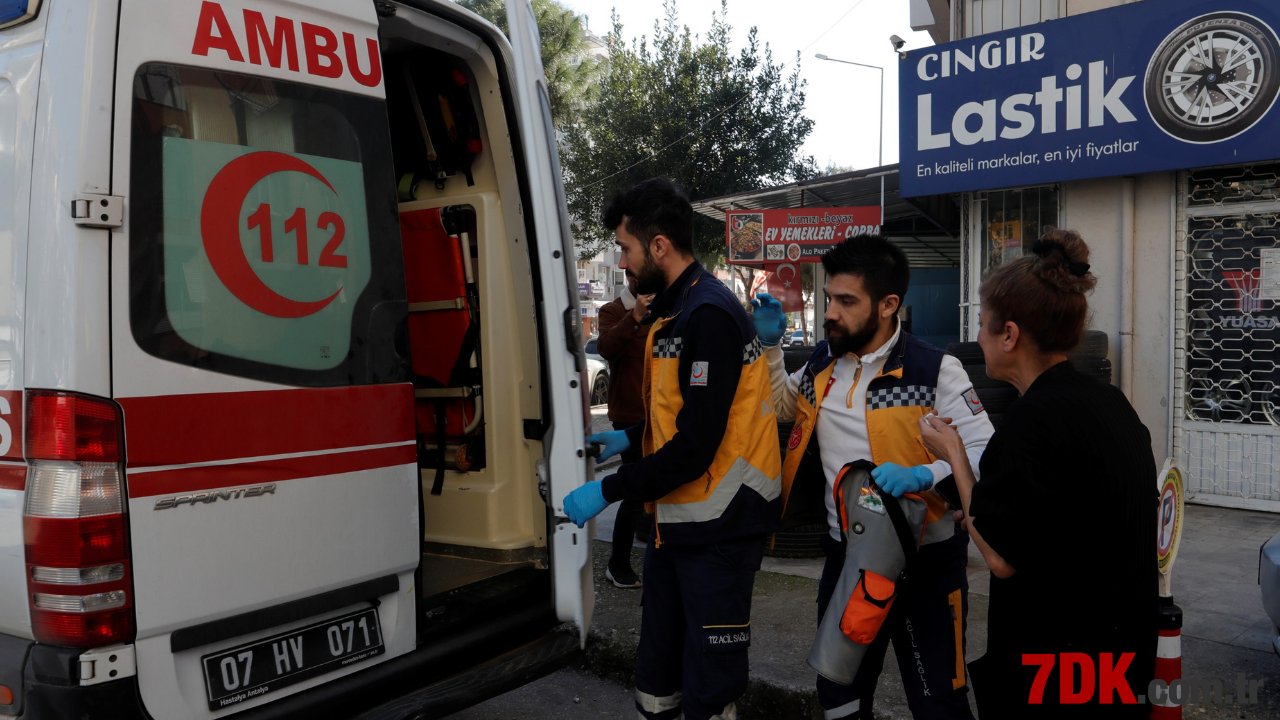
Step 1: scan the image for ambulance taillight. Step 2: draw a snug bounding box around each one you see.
[22,391,133,647]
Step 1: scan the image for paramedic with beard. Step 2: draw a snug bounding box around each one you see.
[563,177,782,720]
[753,236,993,720]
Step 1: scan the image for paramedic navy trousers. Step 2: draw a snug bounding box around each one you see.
[635,535,765,720]
[816,530,975,720]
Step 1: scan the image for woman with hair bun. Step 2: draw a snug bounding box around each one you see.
[918,229,1157,719]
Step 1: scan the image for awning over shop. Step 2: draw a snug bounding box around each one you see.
[690,165,960,268]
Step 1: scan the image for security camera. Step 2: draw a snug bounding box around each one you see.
[890,35,906,52]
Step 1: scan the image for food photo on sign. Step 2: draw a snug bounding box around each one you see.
[726,207,881,264]
[730,213,764,261]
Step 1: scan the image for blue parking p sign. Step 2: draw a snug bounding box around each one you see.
[899,0,1280,196]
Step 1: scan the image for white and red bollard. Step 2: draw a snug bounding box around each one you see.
[1152,595,1182,719]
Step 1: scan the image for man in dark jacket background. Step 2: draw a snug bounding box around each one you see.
[595,270,653,588]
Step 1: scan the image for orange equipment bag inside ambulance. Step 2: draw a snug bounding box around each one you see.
[400,206,484,492]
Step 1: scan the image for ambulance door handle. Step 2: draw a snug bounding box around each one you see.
[564,308,584,372]
[72,194,124,229]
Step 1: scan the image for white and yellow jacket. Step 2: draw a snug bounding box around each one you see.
[767,326,993,546]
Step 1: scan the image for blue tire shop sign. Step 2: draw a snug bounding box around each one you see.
[900,0,1280,196]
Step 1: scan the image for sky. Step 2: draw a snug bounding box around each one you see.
[560,0,936,175]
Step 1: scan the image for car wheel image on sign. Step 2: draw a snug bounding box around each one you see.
[1146,12,1280,144]
[899,0,1280,196]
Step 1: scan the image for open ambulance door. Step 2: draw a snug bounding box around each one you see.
[503,0,594,646]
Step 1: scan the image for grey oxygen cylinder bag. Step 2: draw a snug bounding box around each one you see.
[807,460,929,685]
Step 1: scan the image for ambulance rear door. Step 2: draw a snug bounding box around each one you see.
[504,0,593,646]
[110,2,419,717]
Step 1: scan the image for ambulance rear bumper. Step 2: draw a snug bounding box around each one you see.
[7,600,562,719]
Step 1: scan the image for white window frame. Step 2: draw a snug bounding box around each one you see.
[963,0,1066,38]
[960,185,1061,341]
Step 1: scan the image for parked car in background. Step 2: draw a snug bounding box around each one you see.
[787,329,813,347]
[584,336,609,406]
[1261,529,1280,656]
[586,355,609,407]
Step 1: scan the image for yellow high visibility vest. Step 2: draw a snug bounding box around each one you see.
[640,267,781,545]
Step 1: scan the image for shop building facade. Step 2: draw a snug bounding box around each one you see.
[907,0,1280,511]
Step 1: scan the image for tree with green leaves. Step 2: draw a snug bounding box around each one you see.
[561,1,816,262]
[455,0,600,124]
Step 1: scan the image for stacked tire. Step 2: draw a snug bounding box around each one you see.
[945,330,1111,428]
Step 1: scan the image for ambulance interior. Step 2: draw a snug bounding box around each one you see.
[379,6,554,636]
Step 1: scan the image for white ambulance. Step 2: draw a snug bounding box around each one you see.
[0,0,596,717]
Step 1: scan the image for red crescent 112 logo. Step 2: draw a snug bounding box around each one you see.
[690,361,708,387]
[200,151,344,318]
[963,388,985,415]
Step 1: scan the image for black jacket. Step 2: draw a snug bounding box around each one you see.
[968,361,1158,719]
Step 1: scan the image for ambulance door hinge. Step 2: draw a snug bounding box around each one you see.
[536,457,549,502]
[72,194,124,229]
[79,643,136,686]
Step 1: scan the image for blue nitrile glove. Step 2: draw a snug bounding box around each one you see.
[564,481,609,528]
[750,293,788,347]
[871,463,935,498]
[587,430,631,462]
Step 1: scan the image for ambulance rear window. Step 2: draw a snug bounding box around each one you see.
[128,63,408,387]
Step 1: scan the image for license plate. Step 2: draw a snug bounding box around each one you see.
[202,607,383,711]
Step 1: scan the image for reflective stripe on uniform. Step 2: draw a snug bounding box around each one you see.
[709,702,739,720]
[823,698,860,719]
[655,456,781,524]
[635,688,682,713]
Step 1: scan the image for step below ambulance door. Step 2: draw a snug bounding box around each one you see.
[109,2,419,717]
[504,0,594,647]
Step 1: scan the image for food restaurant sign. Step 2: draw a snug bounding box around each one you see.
[726,207,881,265]
[899,0,1280,196]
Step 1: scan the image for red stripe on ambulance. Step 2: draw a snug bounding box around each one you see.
[191,1,382,87]
[118,384,415,470]
[0,389,22,489]
[126,444,416,498]
[0,465,24,491]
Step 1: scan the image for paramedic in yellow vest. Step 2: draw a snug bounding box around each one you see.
[753,236,993,720]
[563,177,782,720]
